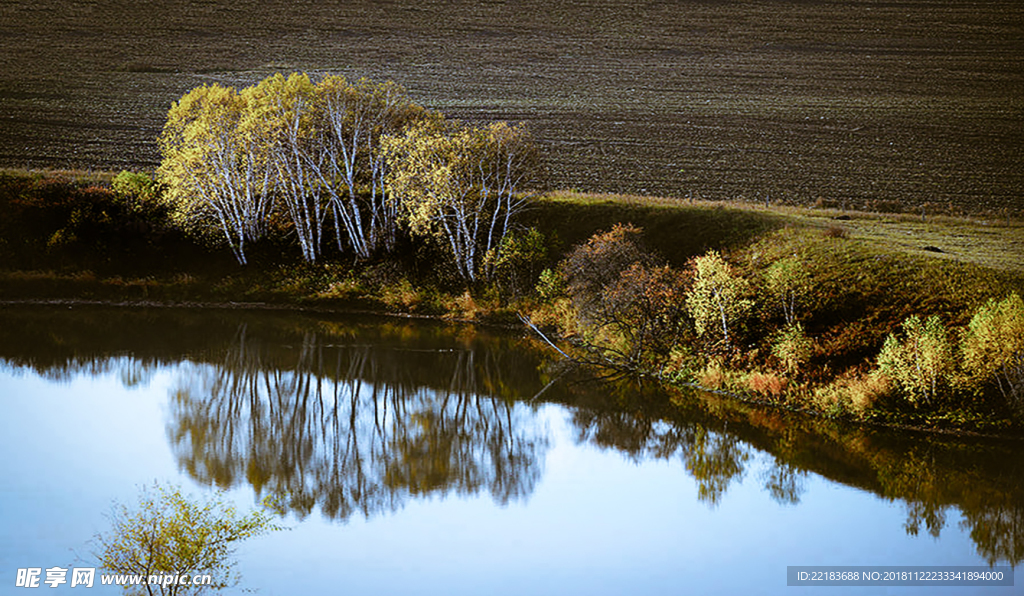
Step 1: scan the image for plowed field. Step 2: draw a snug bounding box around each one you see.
[1,0,1022,214]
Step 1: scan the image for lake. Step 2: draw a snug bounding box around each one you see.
[0,306,1020,594]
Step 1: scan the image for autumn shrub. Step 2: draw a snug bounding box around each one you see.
[0,171,183,270]
[745,371,788,400]
[94,482,278,594]
[560,222,655,320]
[661,345,698,381]
[771,322,813,374]
[380,278,423,311]
[599,262,691,366]
[809,382,850,417]
[557,224,691,368]
[697,361,729,390]
[823,225,848,239]
[812,371,892,417]
[848,373,893,413]
[527,296,578,336]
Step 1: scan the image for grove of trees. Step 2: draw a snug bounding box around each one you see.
[158,73,542,277]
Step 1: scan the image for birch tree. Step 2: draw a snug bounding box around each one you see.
[247,73,325,263]
[962,293,1024,414]
[685,250,753,347]
[764,255,811,325]
[877,314,956,406]
[158,84,274,265]
[311,77,429,258]
[384,119,542,281]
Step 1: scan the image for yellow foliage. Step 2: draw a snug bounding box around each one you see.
[685,249,752,345]
[962,293,1024,414]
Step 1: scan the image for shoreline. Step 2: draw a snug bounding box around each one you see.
[3,295,1021,442]
[2,169,1022,441]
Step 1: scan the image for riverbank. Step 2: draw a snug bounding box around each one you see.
[2,169,1023,436]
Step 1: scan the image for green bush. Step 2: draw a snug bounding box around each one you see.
[112,170,159,205]
[772,322,813,375]
[535,267,564,301]
[877,315,956,406]
[484,226,548,297]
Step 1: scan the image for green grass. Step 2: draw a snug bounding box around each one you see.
[529,191,1024,276]
[525,191,787,267]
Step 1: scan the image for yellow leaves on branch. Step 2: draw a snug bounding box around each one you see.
[685,250,752,346]
[382,118,542,281]
[962,292,1024,413]
[93,482,279,594]
[877,314,955,406]
[157,72,540,271]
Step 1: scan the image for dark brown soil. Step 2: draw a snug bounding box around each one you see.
[1,0,1022,215]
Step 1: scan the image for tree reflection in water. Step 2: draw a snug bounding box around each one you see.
[0,306,1021,564]
[570,405,755,507]
[166,324,548,520]
[557,373,1024,565]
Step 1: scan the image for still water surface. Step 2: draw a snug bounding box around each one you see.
[0,306,1020,594]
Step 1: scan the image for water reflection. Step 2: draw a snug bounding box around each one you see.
[0,305,1021,564]
[570,405,755,506]
[557,378,1024,566]
[167,323,548,520]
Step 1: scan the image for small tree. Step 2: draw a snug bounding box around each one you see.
[93,482,279,595]
[962,293,1024,415]
[685,250,753,347]
[876,314,955,406]
[554,225,688,368]
[483,226,548,297]
[764,255,811,325]
[600,262,690,367]
[559,223,655,317]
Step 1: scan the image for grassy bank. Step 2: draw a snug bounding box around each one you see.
[2,168,1023,435]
